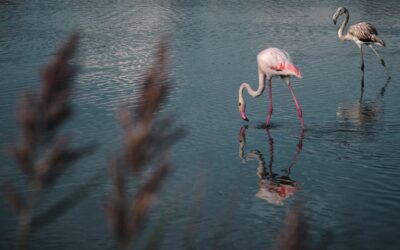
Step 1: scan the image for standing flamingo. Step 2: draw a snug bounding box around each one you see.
[237,48,304,129]
[332,7,390,87]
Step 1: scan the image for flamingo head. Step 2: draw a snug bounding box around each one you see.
[332,7,347,25]
[286,64,302,79]
[238,101,249,121]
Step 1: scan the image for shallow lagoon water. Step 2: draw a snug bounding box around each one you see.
[1,0,400,249]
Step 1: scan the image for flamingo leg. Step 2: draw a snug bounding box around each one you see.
[368,45,390,79]
[286,79,305,130]
[360,46,365,88]
[266,79,273,127]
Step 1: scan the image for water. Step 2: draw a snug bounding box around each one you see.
[1,0,400,249]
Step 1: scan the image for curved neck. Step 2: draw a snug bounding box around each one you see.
[338,11,349,41]
[238,73,265,105]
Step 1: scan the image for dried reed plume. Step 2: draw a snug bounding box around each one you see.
[272,204,333,250]
[273,206,309,250]
[105,37,185,250]
[3,33,95,250]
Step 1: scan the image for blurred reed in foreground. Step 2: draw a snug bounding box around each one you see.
[272,204,333,250]
[2,33,184,250]
[273,206,309,250]
[105,37,185,250]
[3,33,96,250]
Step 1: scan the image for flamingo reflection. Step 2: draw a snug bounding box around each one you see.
[336,78,390,124]
[238,126,304,206]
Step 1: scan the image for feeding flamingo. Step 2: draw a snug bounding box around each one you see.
[237,48,304,129]
[332,7,390,87]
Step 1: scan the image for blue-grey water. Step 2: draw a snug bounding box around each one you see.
[1,0,400,249]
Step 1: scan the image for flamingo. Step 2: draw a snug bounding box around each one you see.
[332,7,390,87]
[237,48,304,130]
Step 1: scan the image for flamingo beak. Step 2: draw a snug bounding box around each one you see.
[332,13,339,25]
[240,111,249,121]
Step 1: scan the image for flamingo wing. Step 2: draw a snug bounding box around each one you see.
[265,48,293,71]
[257,48,301,78]
[348,22,378,43]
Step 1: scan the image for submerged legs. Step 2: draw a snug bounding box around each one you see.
[266,79,273,127]
[369,45,390,79]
